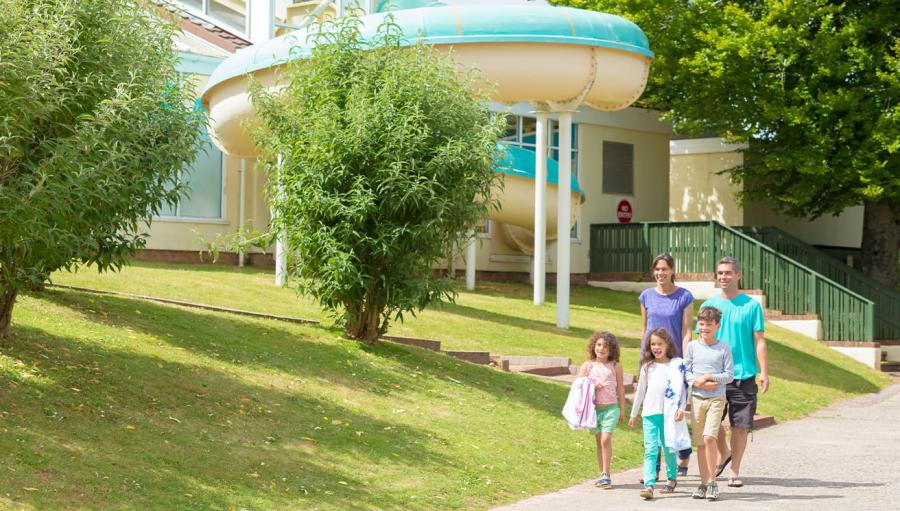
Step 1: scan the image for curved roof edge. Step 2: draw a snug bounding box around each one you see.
[202,5,653,97]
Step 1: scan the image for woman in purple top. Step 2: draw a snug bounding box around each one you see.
[638,252,695,478]
[639,253,694,361]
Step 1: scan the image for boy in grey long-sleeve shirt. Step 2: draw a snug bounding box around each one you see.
[684,306,734,499]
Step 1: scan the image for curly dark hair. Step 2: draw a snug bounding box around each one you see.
[641,327,677,365]
[587,331,621,363]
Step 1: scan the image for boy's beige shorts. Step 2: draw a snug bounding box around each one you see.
[691,394,727,444]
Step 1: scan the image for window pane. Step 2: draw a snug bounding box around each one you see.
[179,135,223,218]
[209,0,247,33]
[520,116,536,146]
[157,173,179,217]
[501,114,518,143]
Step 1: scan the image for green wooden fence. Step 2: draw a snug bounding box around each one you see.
[589,221,875,342]
[738,226,900,340]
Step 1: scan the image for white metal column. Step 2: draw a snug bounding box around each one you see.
[533,110,548,305]
[238,159,246,267]
[555,111,573,329]
[274,154,287,286]
[466,231,476,291]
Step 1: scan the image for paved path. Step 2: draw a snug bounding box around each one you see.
[494,382,900,511]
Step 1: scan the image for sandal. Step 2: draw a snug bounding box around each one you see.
[659,479,678,494]
[728,476,744,488]
[677,466,688,477]
[715,455,732,477]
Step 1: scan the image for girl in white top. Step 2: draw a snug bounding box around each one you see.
[629,328,688,500]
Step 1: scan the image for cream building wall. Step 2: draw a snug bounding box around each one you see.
[140,40,273,259]
[669,138,746,225]
[670,137,863,248]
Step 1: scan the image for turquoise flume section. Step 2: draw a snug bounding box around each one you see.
[497,143,584,197]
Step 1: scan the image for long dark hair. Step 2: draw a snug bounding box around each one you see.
[651,252,676,283]
[641,327,677,366]
[587,331,621,363]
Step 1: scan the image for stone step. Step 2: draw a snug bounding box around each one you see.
[880,360,900,373]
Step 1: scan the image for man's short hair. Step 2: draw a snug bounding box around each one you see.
[717,256,742,274]
[698,306,722,324]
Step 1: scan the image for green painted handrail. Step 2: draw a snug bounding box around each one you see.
[589,220,876,342]
[738,225,900,340]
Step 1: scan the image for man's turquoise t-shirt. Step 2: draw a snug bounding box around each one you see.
[699,293,764,380]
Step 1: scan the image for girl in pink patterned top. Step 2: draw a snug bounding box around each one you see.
[577,332,626,489]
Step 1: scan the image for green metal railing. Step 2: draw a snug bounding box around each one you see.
[589,221,875,342]
[738,226,900,340]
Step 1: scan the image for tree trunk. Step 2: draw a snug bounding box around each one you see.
[345,302,385,345]
[860,200,900,289]
[0,286,18,339]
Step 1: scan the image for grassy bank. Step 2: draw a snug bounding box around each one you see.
[0,261,881,509]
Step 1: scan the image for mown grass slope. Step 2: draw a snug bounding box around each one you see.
[1,262,882,509]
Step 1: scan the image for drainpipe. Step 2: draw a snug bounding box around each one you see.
[274,154,287,286]
[466,231,476,291]
[238,159,246,267]
[532,104,548,305]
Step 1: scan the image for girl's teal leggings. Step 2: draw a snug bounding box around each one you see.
[642,414,677,487]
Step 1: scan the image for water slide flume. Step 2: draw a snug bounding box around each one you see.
[200,3,653,325]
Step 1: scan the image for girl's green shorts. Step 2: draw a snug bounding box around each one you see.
[589,404,620,434]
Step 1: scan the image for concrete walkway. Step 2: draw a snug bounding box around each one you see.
[494,382,900,511]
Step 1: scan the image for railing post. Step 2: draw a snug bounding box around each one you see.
[865,302,875,342]
[707,221,716,272]
[809,273,818,314]
[642,222,650,268]
[753,242,762,289]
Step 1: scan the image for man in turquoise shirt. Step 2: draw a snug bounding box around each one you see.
[700,256,769,488]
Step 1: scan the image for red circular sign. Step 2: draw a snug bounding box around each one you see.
[616,199,633,223]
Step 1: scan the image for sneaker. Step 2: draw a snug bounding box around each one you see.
[706,482,719,501]
[640,486,654,500]
[692,484,707,499]
[595,473,612,489]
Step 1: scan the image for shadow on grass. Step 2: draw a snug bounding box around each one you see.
[434,302,594,340]
[37,289,582,420]
[767,337,881,393]
[5,294,466,510]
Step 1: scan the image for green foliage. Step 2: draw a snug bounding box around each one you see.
[251,14,504,343]
[556,0,899,285]
[0,0,204,334]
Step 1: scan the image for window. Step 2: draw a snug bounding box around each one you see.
[500,113,580,239]
[159,128,224,219]
[602,141,634,195]
[178,1,247,34]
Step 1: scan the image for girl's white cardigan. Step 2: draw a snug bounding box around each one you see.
[632,358,692,452]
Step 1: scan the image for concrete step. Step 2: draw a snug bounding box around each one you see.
[880,360,900,372]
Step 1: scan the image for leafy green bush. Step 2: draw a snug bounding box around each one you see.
[0,0,204,337]
[251,15,503,344]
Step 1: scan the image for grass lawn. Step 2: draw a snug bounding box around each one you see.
[0,261,882,509]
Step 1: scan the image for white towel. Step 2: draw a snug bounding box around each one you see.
[663,357,692,451]
[562,376,597,430]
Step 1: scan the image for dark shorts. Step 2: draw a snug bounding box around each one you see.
[721,377,758,430]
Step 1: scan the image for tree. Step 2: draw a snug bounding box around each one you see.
[558,0,899,287]
[0,0,204,337]
[251,15,503,344]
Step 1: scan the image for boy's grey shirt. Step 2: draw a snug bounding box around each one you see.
[684,339,734,398]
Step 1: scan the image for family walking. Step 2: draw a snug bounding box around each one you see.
[565,253,769,501]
